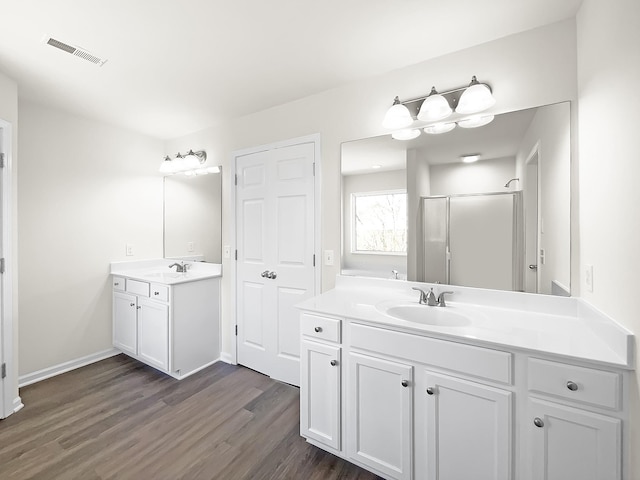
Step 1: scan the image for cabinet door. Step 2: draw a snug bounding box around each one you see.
[113,291,137,355]
[300,340,341,450]
[423,372,512,480]
[529,398,621,480]
[137,297,170,371]
[347,352,412,480]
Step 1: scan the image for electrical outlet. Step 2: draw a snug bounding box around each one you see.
[187,241,195,252]
[126,244,134,256]
[324,250,334,266]
[585,264,594,292]
[223,245,231,258]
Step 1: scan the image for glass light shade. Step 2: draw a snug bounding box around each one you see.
[159,157,175,174]
[423,122,456,134]
[417,90,452,122]
[382,101,413,129]
[456,83,495,114]
[182,154,201,169]
[457,115,495,129]
[207,166,221,174]
[392,128,421,141]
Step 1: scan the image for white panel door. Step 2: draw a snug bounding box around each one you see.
[528,398,621,480]
[236,141,315,386]
[300,340,341,450]
[423,371,512,480]
[347,352,413,480]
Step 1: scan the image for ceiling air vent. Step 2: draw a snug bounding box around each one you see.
[43,36,108,66]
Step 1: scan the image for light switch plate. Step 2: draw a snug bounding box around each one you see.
[187,241,195,252]
[324,250,334,266]
[126,243,134,256]
[223,245,231,258]
[585,264,594,292]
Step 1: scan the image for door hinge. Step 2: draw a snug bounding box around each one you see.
[0,258,5,274]
[235,250,238,260]
[313,254,316,267]
[1,363,6,379]
[234,173,238,186]
[235,325,238,336]
[0,153,4,168]
[312,162,315,176]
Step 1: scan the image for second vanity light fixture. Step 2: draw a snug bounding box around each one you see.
[383,76,496,139]
[159,149,221,176]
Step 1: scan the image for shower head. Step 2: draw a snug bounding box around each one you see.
[504,178,520,188]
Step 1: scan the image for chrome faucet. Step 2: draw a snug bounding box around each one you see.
[168,262,190,273]
[412,287,454,307]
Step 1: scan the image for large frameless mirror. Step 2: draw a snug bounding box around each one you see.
[341,102,571,296]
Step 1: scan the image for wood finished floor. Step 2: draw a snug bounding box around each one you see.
[0,355,381,480]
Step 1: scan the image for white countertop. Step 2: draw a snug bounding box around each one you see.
[110,258,222,285]
[297,276,634,370]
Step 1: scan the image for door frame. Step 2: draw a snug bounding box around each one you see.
[230,133,321,365]
[0,119,16,418]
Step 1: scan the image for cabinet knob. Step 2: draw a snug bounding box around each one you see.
[426,387,435,395]
[154,291,160,296]
[401,380,409,387]
[314,326,322,333]
[533,417,544,428]
[114,282,120,286]
[330,360,338,366]
[566,381,578,391]
[129,303,135,307]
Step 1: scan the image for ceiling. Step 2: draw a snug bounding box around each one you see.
[341,107,539,175]
[0,0,582,140]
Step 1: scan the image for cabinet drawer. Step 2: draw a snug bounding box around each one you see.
[112,276,125,292]
[528,358,621,410]
[126,279,150,297]
[150,284,169,302]
[350,323,512,384]
[301,313,341,343]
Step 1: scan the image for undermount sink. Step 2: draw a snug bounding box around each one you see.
[376,302,471,327]
[143,271,185,279]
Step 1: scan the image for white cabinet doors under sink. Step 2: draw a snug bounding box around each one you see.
[420,371,512,480]
[347,352,413,480]
[137,297,170,371]
[113,291,137,356]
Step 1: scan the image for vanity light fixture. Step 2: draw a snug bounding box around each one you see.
[383,76,495,136]
[391,128,421,141]
[159,149,215,175]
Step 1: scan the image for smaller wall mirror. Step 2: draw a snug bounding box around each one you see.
[163,173,222,263]
[341,102,571,296]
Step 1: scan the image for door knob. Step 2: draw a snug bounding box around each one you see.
[401,380,409,387]
[267,271,277,279]
[528,264,538,270]
[330,360,338,366]
[261,270,269,277]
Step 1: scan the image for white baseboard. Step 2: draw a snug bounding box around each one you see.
[13,396,23,413]
[220,351,236,365]
[19,348,120,387]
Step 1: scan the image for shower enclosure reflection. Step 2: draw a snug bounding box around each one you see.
[341,102,571,295]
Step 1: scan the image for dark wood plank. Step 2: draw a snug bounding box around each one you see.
[0,354,382,480]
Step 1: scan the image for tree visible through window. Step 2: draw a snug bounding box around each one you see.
[353,191,407,254]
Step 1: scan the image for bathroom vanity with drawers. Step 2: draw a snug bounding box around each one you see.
[111,259,221,379]
[297,276,634,480]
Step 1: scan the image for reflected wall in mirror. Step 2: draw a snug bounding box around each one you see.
[341,102,571,295]
[163,173,222,263]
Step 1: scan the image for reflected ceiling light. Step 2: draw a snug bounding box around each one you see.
[392,128,421,141]
[457,114,495,129]
[382,96,413,129]
[159,149,219,175]
[423,122,456,135]
[371,164,382,169]
[456,76,496,114]
[417,87,452,122]
[461,154,480,163]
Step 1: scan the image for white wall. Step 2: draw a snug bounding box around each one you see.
[576,1,640,476]
[342,169,406,276]
[167,19,578,358]
[429,157,516,195]
[18,101,164,375]
[0,70,19,410]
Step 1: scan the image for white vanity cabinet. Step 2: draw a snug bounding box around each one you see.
[525,358,623,480]
[112,274,220,379]
[300,313,342,451]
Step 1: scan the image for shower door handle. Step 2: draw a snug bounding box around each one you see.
[528,264,538,270]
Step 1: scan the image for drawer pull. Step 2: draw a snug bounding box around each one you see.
[426,387,435,395]
[330,360,338,366]
[314,326,322,333]
[533,417,544,428]
[567,381,578,391]
[401,380,409,388]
